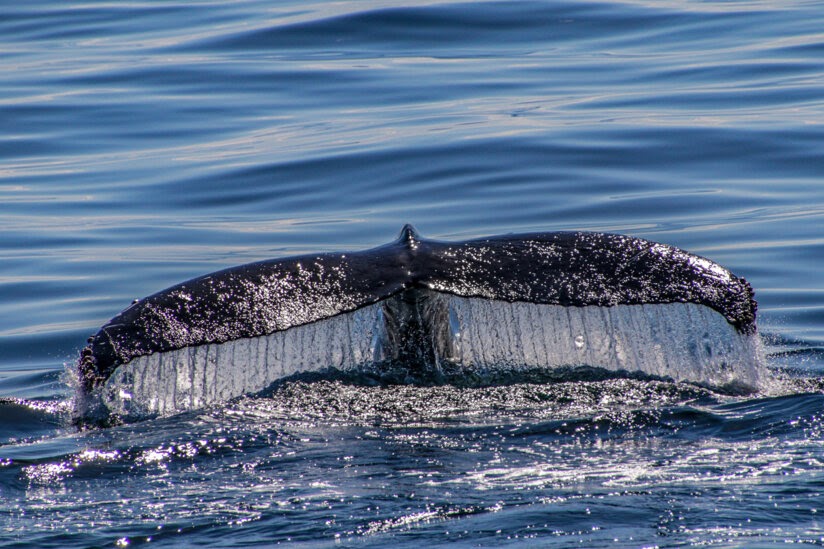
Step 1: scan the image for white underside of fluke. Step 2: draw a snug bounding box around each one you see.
[98,297,763,418]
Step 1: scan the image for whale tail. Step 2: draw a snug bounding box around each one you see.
[75,226,761,423]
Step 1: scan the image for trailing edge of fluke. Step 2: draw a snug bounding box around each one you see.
[76,225,757,417]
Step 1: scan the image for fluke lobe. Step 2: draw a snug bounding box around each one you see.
[75,226,759,422]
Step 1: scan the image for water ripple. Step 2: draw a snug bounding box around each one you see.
[2,0,824,546]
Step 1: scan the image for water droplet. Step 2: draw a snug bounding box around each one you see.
[574,335,585,349]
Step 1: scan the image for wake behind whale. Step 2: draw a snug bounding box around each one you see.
[74,226,762,423]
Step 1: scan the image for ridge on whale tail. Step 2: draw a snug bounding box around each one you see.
[75,225,761,422]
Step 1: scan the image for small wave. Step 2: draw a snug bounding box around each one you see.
[0,397,66,445]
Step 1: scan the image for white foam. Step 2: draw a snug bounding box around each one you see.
[99,297,764,418]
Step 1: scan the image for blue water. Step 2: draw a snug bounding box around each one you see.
[2,0,824,546]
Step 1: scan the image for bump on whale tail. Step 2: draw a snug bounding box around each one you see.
[74,226,761,424]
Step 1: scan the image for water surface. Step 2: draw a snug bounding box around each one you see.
[2,0,824,547]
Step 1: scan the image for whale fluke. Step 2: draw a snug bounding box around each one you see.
[75,226,760,422]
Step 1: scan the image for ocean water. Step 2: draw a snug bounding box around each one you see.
[2,0,824,547]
